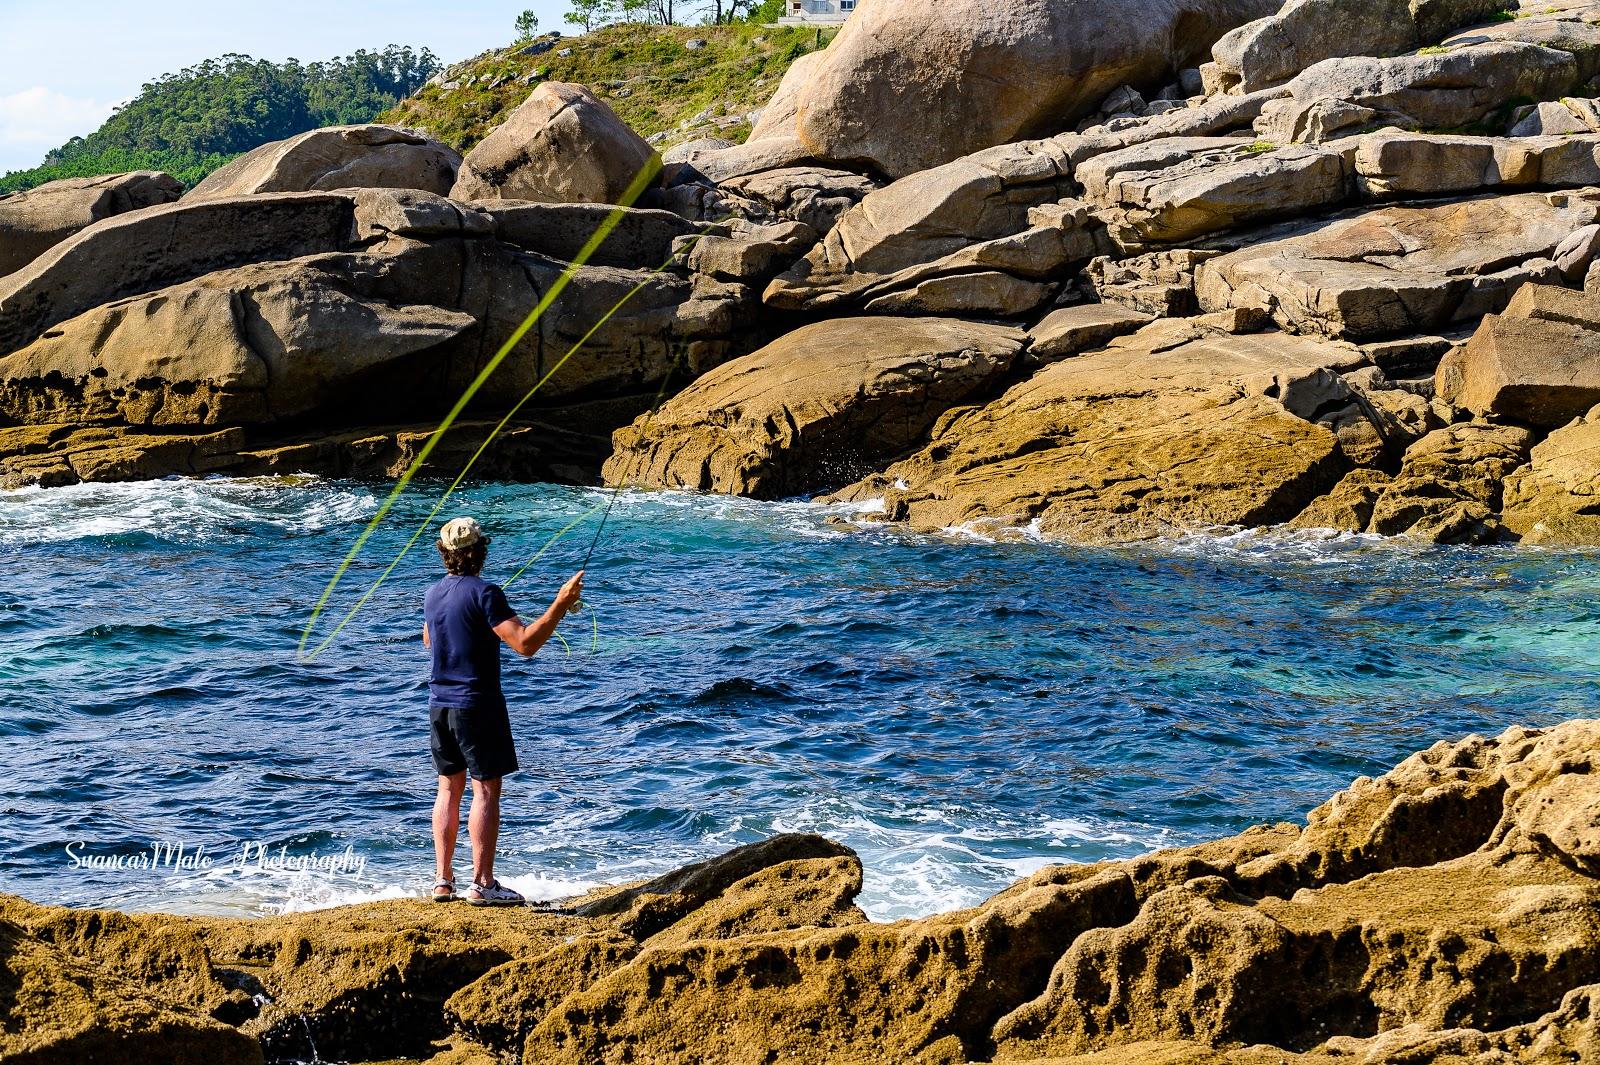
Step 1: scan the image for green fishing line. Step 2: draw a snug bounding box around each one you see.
[297,164,724,661]
[301,242,705,661]
[298,160,663,658]
[503,500,609,590]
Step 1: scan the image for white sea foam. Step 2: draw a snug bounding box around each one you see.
[0,476,377,546]
[499,871,606,903]
[750,795,1175,919]
[1157,524,1395,564]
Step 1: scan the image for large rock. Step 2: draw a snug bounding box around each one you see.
[477,201,695,268]
[1436,283,1600,428]
[0,171,182,277]
[826,325,1365,542]
[1350,130,1600,198]
[1195,191,1599,340]
[715,165,879,234]
[1028,302,1156,360]
[1085,248,1223,316]
[185,125,460,200]
[1205,0,1506,94]
[0,919,261,1065]
[0,192,355,357]
[1366,422,1536,542]
[450,82,660,205]
[1502,404,1600,543]
[747,50,827,144]
[663,135,817,185]
[1076,138,1350,248]
[0,260,475,428]
[763,140,1104,314]
[10,723,1600,1063]
[602,317,1026,498]
[1255,41,1586,143]
[0,216,760,489]
[767,0,1283,179]
[296,232,751,411]
[1512,94,1600,136]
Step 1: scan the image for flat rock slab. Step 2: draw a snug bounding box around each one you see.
[763,139,1079,311]
[0,170,182,277]
[0,192,355,357]
[1351,131,1600,198]
[827,326,1365,542]
[1077,137,1351,247]
[601,316,1026,499]
[1255,39,1586,143]
[1195,191,1599,340]
[478,201,696,268]
[1028,302,1156,360]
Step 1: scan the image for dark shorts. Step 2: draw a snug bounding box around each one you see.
[430,703,519,781]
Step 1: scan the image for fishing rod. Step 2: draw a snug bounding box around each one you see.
[504,361,684,655]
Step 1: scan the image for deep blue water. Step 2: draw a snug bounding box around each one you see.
[1,476,1596,919]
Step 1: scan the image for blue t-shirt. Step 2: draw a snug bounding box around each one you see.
[424,575,518,708]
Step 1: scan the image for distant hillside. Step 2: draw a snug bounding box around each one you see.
[0,47,440,194]
[382,23,836,155]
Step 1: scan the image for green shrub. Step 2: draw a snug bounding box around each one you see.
[381,23,835,154]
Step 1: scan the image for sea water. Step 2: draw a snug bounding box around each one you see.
[1,476,1597,919]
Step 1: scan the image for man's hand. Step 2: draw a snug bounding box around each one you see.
[494,571,586,658]
[555,571,585,614]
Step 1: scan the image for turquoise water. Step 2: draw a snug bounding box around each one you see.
[1,477,1597,919]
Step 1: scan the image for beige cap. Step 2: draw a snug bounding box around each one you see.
[439,517,486,550]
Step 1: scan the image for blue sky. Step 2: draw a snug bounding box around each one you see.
[0,0,571,174]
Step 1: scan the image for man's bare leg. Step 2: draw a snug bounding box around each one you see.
[433,772,466,894]
[469,775,502,887]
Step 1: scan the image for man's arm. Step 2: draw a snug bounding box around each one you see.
[422,622,430,648]
[493,571,584,658]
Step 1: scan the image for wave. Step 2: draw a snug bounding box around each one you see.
[0,476,377,546]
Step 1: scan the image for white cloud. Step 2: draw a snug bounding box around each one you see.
[0,87,117,172]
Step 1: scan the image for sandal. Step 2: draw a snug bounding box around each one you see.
[466,879,525,907]
[432,878,456,903]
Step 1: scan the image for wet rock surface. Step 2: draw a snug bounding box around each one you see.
[8,722,1600,1064]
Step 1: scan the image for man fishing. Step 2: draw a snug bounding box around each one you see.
[422,516,584,906]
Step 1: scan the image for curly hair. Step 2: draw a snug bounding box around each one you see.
[438,539,488,576]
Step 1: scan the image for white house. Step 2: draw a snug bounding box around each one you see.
[777,0,855,24]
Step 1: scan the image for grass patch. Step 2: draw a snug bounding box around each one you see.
[1240,140,1277,154]
[382,23,837,154]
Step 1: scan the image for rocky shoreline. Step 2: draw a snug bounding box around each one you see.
[5,719,1599,1064]
[5,0,1600,544]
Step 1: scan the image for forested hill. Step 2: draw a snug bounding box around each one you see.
[0,47,440,194]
